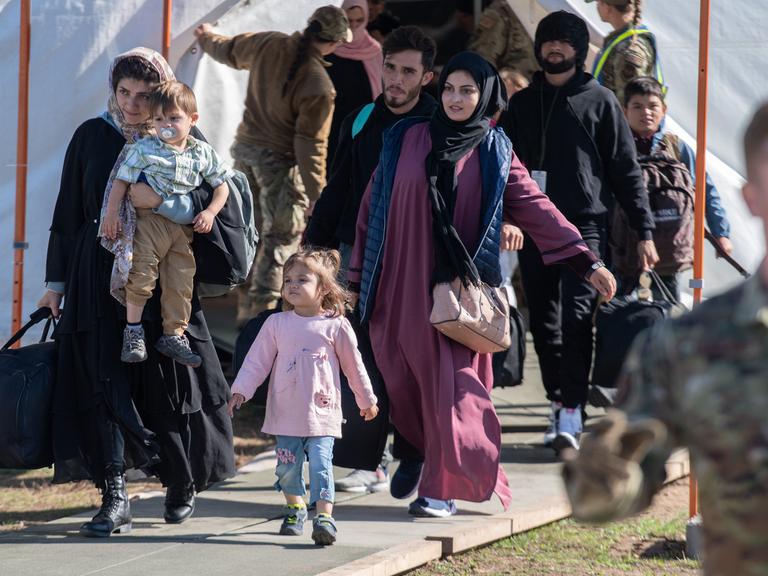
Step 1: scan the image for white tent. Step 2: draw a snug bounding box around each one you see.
[1,0,765,341]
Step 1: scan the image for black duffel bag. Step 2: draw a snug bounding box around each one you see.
[591,271,683,407]
[0,307,57,469]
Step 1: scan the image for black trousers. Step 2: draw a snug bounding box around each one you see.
[518,221,605,409]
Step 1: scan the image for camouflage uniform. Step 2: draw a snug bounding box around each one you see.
[565,273,768,575]
[231,143,263,320]
[468,0,538,79]
[238,146,309,314]
[595,26,657,105]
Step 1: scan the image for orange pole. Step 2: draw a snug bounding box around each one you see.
[690,0,711,518]
[12,0,31,345]
[162,0,172,61]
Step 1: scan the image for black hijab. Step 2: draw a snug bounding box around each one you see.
[427,51,507,286]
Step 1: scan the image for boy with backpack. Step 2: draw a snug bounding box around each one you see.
[613,76,732,298]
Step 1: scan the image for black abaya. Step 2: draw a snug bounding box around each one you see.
[46,117,235,490]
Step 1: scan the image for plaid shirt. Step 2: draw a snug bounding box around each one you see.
[116,135,231,197]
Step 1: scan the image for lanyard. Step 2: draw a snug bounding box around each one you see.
[538,85,561,170]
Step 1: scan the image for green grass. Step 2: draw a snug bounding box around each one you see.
[413,487,700,576]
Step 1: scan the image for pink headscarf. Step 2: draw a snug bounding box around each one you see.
[334,0,383,98]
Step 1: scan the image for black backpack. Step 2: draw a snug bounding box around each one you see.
[611,134,695,276]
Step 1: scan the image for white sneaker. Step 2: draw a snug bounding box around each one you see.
[408,497,458,518]
[334,466,389,493]
[552,406,582,452]
[543,402,562,447]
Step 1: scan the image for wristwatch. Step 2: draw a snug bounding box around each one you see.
[587,260,606,279]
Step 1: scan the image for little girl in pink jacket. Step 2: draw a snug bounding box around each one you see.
[229,248,378,547]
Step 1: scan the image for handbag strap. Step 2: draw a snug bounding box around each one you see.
[1,307,57,351]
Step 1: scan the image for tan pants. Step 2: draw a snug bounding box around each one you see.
[125,209,195,336]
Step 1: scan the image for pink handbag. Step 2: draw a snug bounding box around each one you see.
[429,278,511,354]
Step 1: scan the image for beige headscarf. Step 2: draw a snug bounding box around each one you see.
[100,47,176,304]
[104,47,176,143]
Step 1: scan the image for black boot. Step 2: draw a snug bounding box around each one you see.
[79,473,132,538]
[164,483,195,524]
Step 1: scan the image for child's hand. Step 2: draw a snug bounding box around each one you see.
[102,211,121,240]
[193,209,215,233]
[102,213,120,240]
[360,405,379,421]
[227,393,246,417]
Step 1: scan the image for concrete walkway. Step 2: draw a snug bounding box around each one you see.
[0,346,688,576]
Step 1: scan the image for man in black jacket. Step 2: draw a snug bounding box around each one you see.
[306,26,436,258]
[305,25,436,497]
[501,11,658,453]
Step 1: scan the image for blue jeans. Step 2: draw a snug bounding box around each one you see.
[275,436,335,505]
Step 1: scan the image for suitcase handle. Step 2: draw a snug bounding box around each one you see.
[1,307,57,351]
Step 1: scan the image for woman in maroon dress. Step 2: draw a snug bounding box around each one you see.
[348,51,615,517]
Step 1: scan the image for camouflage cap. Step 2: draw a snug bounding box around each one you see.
[308,5,353,43]
[584,0,631,5]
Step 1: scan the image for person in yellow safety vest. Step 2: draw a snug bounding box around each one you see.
[586,0,664,105]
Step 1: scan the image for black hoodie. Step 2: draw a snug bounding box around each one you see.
[501,70,654,238]
[306,92,438,248]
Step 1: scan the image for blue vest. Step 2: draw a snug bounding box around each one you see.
[358,118,512,323]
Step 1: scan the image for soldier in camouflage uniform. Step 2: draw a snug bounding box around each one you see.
[563,102,768,576]
[195,7,352,324]
[586,0,662,106]
[468,0,538,79]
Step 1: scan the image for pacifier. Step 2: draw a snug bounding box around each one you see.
[159,127,177,140]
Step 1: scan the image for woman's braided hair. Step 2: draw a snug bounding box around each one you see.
[615,0,643,43]
[282,20,326,97]
[632,0,643,30]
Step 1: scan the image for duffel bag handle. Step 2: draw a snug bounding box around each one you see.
[646,269,684,309]
[1,307,57,351]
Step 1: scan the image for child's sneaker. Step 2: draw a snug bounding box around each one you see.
[311,513,337,546]
[121,326,147,363]
[278,504,307,536]
[155,334,202,367]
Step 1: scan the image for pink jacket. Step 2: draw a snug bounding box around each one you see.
[231,311,377,438]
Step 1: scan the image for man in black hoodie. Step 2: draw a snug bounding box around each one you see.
[305,25,436,497]
[501,11,658,453]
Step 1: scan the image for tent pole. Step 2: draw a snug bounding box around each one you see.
[162,0,172,60]
[12,0,31,346]
[690,0,711,519]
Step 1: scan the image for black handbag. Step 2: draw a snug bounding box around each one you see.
[0,307,57,469]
